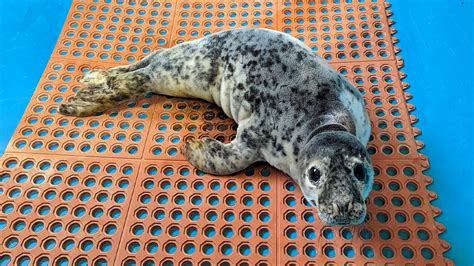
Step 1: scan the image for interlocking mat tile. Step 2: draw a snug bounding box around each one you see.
[0,0,452,265]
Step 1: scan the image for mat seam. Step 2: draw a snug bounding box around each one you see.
[112,159,144,265]
[168,0,180,46]
[135,0,180,161]
[49,54,398,66]
[275,1,281,264]
[6,148,432,162]
[49,56,125,66]
[4,150,145,161]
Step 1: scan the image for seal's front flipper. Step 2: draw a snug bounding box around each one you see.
[182,135,260,176]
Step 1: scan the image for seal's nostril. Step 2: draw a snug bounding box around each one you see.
[326,204,334,215]
[349,203,366,220]
[350,209,363,219]
[338,202,350,215]
[334,201,353,217]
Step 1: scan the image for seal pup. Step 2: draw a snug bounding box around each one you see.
[60,28,374,225]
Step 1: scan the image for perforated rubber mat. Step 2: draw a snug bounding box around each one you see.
[0,0,452,265]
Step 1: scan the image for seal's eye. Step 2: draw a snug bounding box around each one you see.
[308,167,321,183]
[354,163,366,181]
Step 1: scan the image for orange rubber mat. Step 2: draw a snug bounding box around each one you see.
[0,0,452,265]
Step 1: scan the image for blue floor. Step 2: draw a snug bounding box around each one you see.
[0,0,72,152]
[0,0,472,264]
[390,1,473,264]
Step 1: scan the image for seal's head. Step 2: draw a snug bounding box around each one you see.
[297,128,374,225]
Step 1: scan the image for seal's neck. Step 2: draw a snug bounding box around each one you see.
[305,123,349,145]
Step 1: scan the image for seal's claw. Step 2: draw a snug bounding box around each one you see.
[59,103,77,116]
[182,138,212,172]
[59,102,96,117]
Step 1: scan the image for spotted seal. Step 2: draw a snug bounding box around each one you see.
[60,28,374,225]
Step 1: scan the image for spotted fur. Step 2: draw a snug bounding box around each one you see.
[60,28,373,225]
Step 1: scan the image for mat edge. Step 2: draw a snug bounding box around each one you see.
[383,1,453,265]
